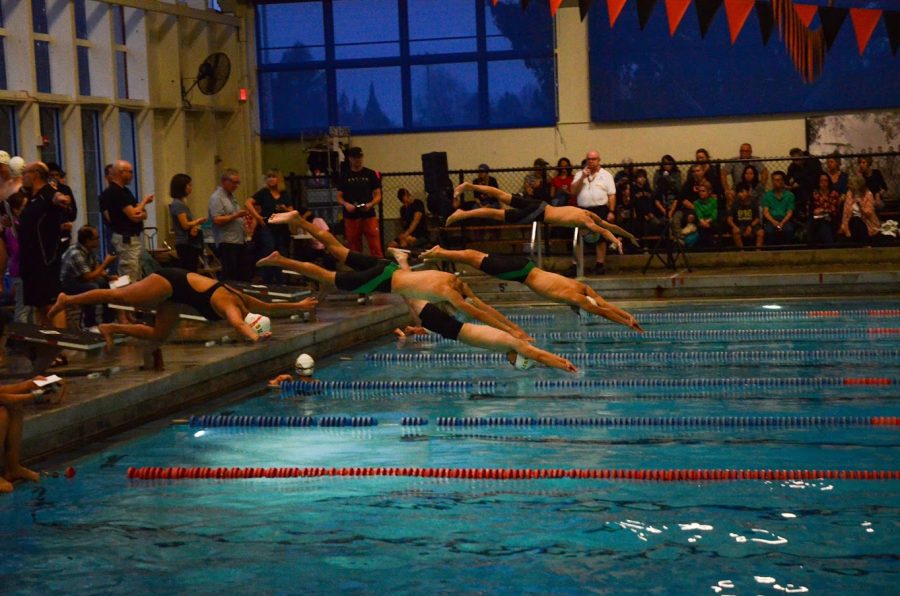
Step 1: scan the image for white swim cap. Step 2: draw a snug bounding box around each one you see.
[295,353,315,376]
[8,156,24,177]
[0,151,9,166]
[514,352,535,370]
[244,312,271,335]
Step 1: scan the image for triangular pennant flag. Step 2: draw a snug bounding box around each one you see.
[696,0,723,38]
[818,7,848,51]
[607,0,628,27]
[665,0,692,36]
[850,7,882,55]
[492,0,499,5]
[724,0,755,44]
[549,0,564,16]
[755,0,775,45]
[637,0,658,30]
[579,0,593,21]
[885,11,900,55]
[793,3,817,29]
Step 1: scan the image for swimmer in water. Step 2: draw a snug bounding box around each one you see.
[420,246,643,332]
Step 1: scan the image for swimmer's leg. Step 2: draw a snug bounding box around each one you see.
[256,253,338,286]
[445,208,505,226]
[290,215,351,264]
[420,246,487,269]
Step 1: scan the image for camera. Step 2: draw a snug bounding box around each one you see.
[355,203,368,210]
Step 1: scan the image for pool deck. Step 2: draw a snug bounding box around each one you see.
[13,246,900,461]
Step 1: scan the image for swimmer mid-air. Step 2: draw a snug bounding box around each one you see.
[261,211,531,340]
[445,182,640,252]
[420,246,643,332]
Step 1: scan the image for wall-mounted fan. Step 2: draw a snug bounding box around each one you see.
[181,52,231,107]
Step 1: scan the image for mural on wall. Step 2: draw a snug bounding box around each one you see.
[807,111,900,201]
[586,1,900,122]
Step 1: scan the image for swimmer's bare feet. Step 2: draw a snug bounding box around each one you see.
[268,210,299,225]
[98,324,116,351]
[420,245,442,260]
[0,477,13,493]
[445,209,466,226]
[256,251,285,268]
[5,465,40,484]
[47,293,70,320]
[453,182,471,199]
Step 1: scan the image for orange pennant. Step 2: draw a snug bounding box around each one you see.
[793,3,817,28]
[607,0,628,27]
[665,0,692,36]
[724,0,754,44]
[850,8,882,55]
[549,0,564,16]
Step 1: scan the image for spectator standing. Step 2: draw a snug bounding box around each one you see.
[60,225,117,328]
[4,192,31,322]
[337,147,383,257]
[761,171,796,244]
[390,188,429,249]
[208,168,249,281]
[858,156,887,210]
[570,150,617,275]
[168,174,206,272]
[809,173,841,247]
[838,176,882,245]
[550,158,575,206]
[247,169,293,284]
[99,160,153,282]
[727,183,764,249]
[723,143,768,203]
[825,154,848,196]
[18,162,71,326]
[46,163,78,252]
[472,164,500,208]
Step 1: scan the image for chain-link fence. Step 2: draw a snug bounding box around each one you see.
[285,151,899,257]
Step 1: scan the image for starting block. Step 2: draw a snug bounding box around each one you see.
[108,303,208,322]
[5,323,124,374]
[226,281,312,302]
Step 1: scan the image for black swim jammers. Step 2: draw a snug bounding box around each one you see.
[480,254,536,283]
[504,194,547,225]
[334,260,399,294]
[418,303,464,341]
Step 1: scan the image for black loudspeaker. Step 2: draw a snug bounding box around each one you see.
[421,151,449,194]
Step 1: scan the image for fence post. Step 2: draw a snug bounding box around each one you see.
[573,228,584,278]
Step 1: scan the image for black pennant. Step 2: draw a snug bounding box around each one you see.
[579,0,594,22]
[755,0,775,46]
[885,10,900,56]
[818,6,848,52]
[637,0,658,31]
[520,0,530,10]
[696,0,723,39]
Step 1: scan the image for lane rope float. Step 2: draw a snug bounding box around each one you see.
[188,415,377,428]
[400,415,899,427]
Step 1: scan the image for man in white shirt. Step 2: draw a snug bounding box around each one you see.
[570,151,616,274]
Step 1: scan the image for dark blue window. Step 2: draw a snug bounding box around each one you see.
[255,0,556,137]
[116,51,128,99]
[113,6,126,45]
[77,46,91,96]
[39,107,61,167]
[35,41,52,93]
[32,0,48,34]
[0,41,7,91]
[0,105,16,154]
[74,0,88,39]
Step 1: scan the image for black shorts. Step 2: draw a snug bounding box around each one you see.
[582,205,609,243]
[418,303,463,341]
[334,261,398,294]
[345,250,381,271]
[480,254,536,283]
[505,201,547,225]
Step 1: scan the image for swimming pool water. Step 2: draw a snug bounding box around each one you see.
[1,297,898,594]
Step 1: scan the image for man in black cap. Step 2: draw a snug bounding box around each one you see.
[337,147,383,257]
[472,163,500,208]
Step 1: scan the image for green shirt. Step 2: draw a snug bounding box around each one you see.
[693,196,718,222]
[762,190,795,220]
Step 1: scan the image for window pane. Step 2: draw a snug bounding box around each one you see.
[32,0,48,33]
[485,0,553,53]
[77,46,91,96]
[0,105,16,154]
[119,111,138,196]
[257,3,325,64]
[74,0,88,39]
[488,58,555,126]
[35,41,52,93]
[411,63,479,128]
[82,109,103,228]
[408,0,477,56]
[333,0,399,60]
[258,69,328,135]
[113,6,126,45]
[335,67,402,131]
[39,107,61,166]
[116,51,128,99]
[0,41,6,90]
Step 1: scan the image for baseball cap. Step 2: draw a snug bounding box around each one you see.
[347,147,364,158]
[478,163,490,171]
[533,158,549,167]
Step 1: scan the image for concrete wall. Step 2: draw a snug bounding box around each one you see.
[260,5,807,176]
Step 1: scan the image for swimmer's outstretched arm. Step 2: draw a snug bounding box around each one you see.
[235,291,318,315]
[222,304,269,343]
[457,324,577,373]
[583,209,640,246]
[454,182,513,204]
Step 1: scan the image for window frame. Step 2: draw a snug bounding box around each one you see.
[255,0,557,137]
[0,103,17,155]
[38,106,63,167]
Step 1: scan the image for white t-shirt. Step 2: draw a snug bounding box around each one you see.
[573,168,616,208]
